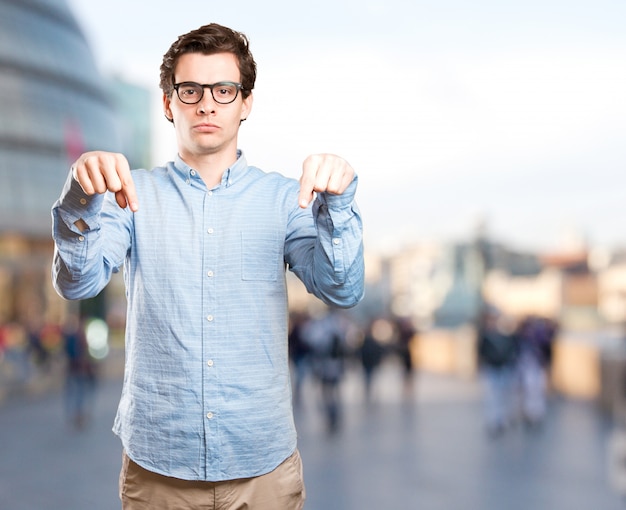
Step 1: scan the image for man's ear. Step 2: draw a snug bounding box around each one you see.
[163,93,174,123]
[241,92,253,122]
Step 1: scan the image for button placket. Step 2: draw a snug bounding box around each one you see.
[202,188,219,447]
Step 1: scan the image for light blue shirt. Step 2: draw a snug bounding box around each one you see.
[51,152,364,481]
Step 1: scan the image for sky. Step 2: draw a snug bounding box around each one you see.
[67,0,626,255]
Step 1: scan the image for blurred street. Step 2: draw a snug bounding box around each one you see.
[0,359,624,510]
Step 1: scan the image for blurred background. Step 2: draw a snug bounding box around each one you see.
[1,0,626,508]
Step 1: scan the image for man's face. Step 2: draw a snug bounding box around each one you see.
[163,52,252,161]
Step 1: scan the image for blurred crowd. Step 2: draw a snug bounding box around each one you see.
[0,318,63,383]
[1,304,561,438]
[288,304,560,438]
[288,308,418,434]
[476,305,558,437]
[0,315,99,429]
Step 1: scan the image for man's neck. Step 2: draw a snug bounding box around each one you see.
[180,150,239,188]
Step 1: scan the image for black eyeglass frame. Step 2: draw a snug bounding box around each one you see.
[173,81,243,105]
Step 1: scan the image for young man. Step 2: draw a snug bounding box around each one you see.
[51,23,364,509]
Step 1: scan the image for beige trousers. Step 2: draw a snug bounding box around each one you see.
[119,449,306,510]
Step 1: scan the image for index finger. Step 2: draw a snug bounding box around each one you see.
[113,153,139,212]
[298,177,315,208]
[298,155,322,208]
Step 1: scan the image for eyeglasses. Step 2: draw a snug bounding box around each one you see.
[173,81,243,105]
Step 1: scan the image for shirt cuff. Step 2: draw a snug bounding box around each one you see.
[56,170,104,232]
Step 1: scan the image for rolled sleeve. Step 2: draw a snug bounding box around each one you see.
[51,171,129,299]
[288,175,364,308]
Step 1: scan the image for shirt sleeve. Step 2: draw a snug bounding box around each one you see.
[51,170,132,300]
[285,174,364,308]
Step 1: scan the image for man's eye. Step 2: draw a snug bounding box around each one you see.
[216,87,234,97]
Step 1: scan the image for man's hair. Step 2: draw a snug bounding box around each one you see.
[160,23,257,99]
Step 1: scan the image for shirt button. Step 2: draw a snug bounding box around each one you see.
[207,315,214,322]
[79,198,87,205]
[190,170,196,176]
[207,360,214,367]
[208,191,213,196]
[78,236,85,242]
[206,412,213,419]
[333,238,341,245]
[207,228,214,234]
[186,179,190,185]
[207,270,214,277]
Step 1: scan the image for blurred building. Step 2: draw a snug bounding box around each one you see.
[365,237,626,400]
[109,78,153,170]
[0,0,149,329]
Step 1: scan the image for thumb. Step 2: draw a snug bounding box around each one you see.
[115,190,129,210]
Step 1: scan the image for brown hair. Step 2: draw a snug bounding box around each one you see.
[159,23,256,99]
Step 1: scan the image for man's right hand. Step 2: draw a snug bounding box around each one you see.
[71,151,139,211]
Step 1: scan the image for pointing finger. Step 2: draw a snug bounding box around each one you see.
[114,154,139,212]
[298,157,318,208]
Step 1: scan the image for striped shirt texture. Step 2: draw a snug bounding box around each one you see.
[51,152,364,481]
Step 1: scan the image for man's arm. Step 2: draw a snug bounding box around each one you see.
[286,154,365,308]
[51,152,135,300]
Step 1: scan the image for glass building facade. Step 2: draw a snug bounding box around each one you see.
[0,0,148,336]
[0,0,120,236]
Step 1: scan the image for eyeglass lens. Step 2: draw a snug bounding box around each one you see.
[176,82,239,104]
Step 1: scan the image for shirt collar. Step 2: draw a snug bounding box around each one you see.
[173,150,248,189]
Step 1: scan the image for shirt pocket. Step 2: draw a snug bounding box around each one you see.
[241,231,282,281]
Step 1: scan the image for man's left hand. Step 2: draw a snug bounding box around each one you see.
[298,154,355,208]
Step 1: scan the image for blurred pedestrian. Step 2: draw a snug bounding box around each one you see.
[51,22,364,510]
[304,309,351,433]
[477,306,520,437]
[0,322,6,364]
[288,311,312,408]
[515,315,557,428]
[0,322,31,383]
[394,316,417,397]
[62,315,97,429]
[25,317,49,371]
[359,319,387,402]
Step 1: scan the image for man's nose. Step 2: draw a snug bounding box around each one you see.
[197,90,216,113]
